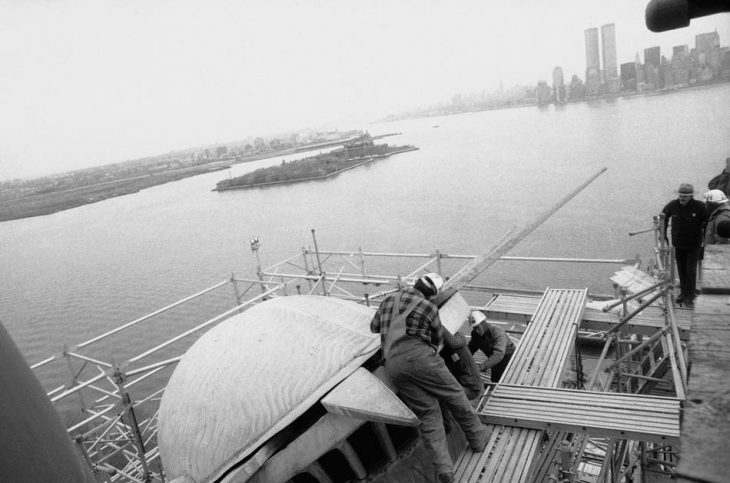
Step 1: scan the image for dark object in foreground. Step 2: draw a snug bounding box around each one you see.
[645,0,730,32]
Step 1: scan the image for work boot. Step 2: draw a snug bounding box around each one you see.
[469,425,492,452]
[438,472,455,483]
[675,294,685,304]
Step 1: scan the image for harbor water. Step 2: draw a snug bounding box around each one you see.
[2,84,730,397]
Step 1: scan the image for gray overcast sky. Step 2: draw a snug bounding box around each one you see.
[1,1,728,180]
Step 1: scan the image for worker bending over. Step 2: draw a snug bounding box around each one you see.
[370,273,491,483]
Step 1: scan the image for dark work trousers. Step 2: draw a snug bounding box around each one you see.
[675,246,700,301]
[384,339,488,477]
[489,352,513,383]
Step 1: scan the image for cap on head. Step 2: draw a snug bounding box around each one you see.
[677,183,694,195]
[470,310,486,328]
[705,189,728,204]
[414,272,444,299]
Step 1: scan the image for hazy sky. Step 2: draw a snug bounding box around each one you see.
[1,1,728,180]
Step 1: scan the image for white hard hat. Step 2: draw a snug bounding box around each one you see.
[705,189,728,204]
[419,273,444,293]
[470,310,486,328]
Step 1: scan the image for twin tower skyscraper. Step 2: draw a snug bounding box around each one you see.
[585,24,619,95]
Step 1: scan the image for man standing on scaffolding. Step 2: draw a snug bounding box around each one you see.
[370,273,491,483]
[661,183,707,308]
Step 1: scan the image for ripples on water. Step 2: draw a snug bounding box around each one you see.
[2,85,730,396]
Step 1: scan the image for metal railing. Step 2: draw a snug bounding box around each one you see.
[35,231,637,482]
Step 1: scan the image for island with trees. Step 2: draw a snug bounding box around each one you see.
[213,134,418,191]
[0,129,364,222]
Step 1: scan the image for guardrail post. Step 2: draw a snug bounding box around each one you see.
[358,247,367,279]
[311,229,324,277]
[250,237,267,295]
[302,246,313,291]
[231,273,240,304]
[64,345,88,414]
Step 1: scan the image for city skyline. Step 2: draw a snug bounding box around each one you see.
[1,1,728,180]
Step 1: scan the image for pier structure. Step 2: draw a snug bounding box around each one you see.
[20,223,726,482]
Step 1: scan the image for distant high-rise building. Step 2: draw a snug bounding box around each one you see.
[644,46,661,67]
[671,45,691,86]
[569,75,586,100]
[620,62,637,91]
[552,67,566,103]
[635,52,645,87]
[644,46,662,89]
[601,24,618,82]
[696,31,720,57]
[536,80,552,104]
[585,28,601,95]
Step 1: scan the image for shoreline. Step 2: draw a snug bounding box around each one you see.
[0,137,385,223]
[213,146,419,191]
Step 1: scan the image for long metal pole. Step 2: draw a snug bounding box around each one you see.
[311,228,324,276]
[308,249,631,264]
[433,167,607,306]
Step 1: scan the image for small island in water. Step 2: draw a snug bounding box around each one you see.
[213,133,418,190]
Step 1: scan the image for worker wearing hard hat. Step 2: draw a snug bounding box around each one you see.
[705,189,730,245]
[370,273,491,483]
[468,311,516,383]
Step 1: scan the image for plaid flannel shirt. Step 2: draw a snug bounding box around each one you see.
[370,287,443,348]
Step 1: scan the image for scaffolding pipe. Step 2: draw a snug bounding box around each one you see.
[404,256,439,279]
[600,279,667,312]
[51,371,107,403]
[68,351,114,368]
[606,327,669,371]
[80,280,228,350]
[664,294,688,390]
[587,336,614,390]
[125,357,182,377]
[311,229,324,277]
[303,249,631,265]
[605,289,666,336]
[260,271,395,285]
[113,368,151,483]
[127,289,276,365]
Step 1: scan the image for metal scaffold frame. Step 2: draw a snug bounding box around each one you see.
[34,229,658,482]
[571,214,688,482]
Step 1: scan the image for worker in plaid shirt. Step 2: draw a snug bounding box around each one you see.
[370,273,491,483]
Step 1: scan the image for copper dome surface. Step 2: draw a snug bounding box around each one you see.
[158,295,378,482]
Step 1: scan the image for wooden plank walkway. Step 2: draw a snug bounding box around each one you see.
[484,293,692,340]
[676,245,730,483]
[701,244,730,294]
[454,288,587,482]
[481,385,680,445]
